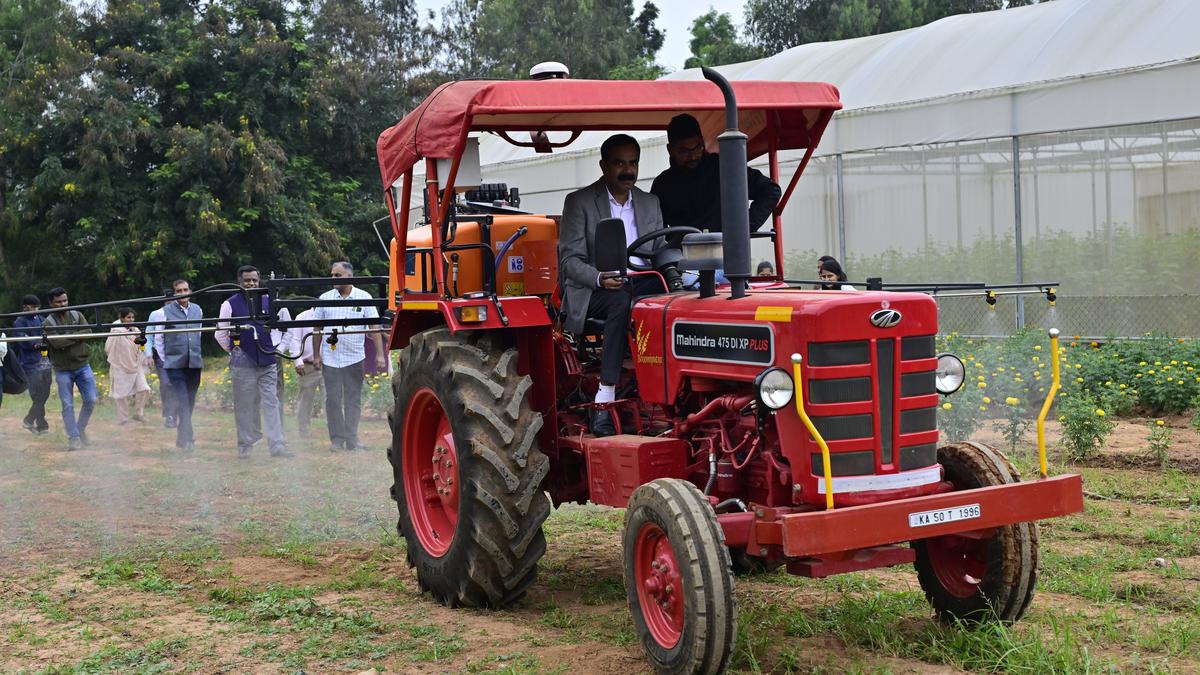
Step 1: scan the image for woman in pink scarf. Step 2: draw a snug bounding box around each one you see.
[105,307,152,424]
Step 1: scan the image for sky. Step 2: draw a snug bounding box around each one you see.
[413,0,749,73]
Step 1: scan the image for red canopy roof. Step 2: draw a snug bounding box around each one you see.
[376,79,842,190]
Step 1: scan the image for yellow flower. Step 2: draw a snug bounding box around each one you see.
[1005,396,1019,405]
[942,402,952,410]
[1155,361,1162,366]
[1171,360,1178,365]
[979,405,987,411]
[1034,371,1042,378]
[1139,361,1148,366]
[1095,409,1105,417]
[978,382,987,389]
[1032,356,1040,362]
[1075,377,1084,383]
[977,375,985,381]
[982,397,991,404]
[1156,419,1165,426]
[1033,345,1042,351]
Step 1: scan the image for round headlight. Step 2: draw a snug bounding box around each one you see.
[935,353,966,395]
[755,367,794,410]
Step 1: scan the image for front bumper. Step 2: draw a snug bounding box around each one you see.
[737,474,1082,558]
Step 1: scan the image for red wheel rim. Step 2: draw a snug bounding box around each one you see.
[402,387,459,557]
[634,522,684,648]
[926,534,988,598]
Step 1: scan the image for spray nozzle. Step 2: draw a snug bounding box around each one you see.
[1044,287,1057,306]
[134,330,148,352]
[230,325,242,347]
[985,290,997,311]
[326,329,339,351]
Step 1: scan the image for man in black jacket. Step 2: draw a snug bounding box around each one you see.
[651,113,781,234]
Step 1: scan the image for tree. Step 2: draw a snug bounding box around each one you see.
[744,0,1048,55]
[437,0,664,80]
[684,10,761,70]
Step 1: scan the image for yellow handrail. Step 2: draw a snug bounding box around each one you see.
[791,354,834,510]
[1035,328,1061,479]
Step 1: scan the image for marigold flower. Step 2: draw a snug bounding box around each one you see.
[1005,396,1019,405]
[982,397,991,404]
[1156,419,1165,426]
[942,402,952,410]
[1095,409,1105,417]
[978,382,987,389]
[1033,345,1042,351]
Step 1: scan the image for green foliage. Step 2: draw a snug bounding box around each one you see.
[0,0,431,310]
[435,0,664,79]
[1056,392,1115,462]
[1147,421,1173,468]
[744,0,1051,55]
[683,11,761,70]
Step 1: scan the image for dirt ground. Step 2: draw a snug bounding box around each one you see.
[0,392,1197,673]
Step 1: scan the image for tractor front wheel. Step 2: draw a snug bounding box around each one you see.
[624,479,735,675]
[389,328,551,608]
[912,441,1039,624]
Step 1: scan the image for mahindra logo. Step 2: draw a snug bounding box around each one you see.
[870,309,902,328]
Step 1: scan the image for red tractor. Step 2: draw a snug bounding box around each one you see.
[375,68,1083,674]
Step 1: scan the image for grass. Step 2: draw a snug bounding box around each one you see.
[2,398,1199,672]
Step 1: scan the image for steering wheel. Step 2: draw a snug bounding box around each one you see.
[626,226,702,272]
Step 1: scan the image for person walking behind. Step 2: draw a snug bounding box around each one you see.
[43,288,97,451]
[312,262,386,452]
[105,307,151,425]
[12,295,53,434]
[216,265,293,459]
[162,279,204,453]
[148,291,178,429]
[284,307,323,436]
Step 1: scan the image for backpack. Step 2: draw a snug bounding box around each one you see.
[2,346,29,395]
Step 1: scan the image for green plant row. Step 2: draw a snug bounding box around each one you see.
[937,331,1200,459]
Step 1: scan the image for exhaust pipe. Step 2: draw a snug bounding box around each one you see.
[701,66,749,300]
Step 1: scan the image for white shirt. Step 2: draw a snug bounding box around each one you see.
[148,307,167,361]
[0,333,7,362]
[283,309,317,364]
[607,189,646,270]
[313,286,379,368]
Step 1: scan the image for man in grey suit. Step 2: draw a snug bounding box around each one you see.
[559,134,665,436]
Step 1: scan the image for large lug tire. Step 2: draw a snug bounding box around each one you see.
[913,441,1039,624]
[389,328,551,608]
[624,479,736,675]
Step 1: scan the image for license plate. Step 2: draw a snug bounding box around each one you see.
[908,503,981,528]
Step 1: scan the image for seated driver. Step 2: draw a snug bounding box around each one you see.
[651,113,781,233]
[559,134,665,436]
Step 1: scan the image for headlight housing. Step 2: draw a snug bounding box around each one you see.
[935,353,966,395]
[755,367,794,410]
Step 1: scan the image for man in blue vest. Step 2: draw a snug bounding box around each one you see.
[217,265,293,458]
[162,279,204,453]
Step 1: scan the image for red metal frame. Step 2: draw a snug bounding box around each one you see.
[731,474,1082,559]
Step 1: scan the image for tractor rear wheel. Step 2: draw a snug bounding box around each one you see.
[912,441,1039,624]
[389,328,550,608]
[624,479,735,675]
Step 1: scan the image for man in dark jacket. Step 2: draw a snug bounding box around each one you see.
[12,294,53,434]
[43,288,96,450]
[650,113,782,234]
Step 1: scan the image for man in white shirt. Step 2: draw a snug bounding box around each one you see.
[282,307,323,435]
[312,261,386,452]
[147,292,178,429]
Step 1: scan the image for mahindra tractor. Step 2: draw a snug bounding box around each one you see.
[374,67,1083,674]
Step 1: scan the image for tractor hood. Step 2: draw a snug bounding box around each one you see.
[631,289,939,404]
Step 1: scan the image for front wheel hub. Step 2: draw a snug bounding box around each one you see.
[634,523,684,648]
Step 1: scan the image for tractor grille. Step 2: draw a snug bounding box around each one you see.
[808,335,938,476]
